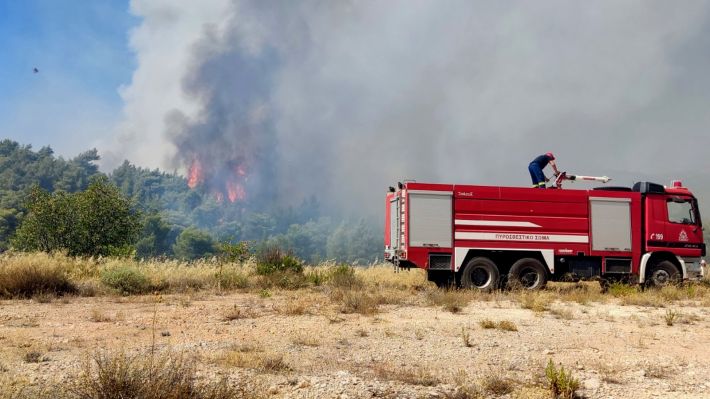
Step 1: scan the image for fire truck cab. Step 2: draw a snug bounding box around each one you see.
[384,180,705,290]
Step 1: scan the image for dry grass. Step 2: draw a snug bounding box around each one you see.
[517,291,553,312]
[373,363,440,386]
[71,350,259,399]
[291,334,320,347]
[216,343,289,373]
[0,253,77,298]
[5,252,710,316]
[549,306,575,320]
[461,326,472,347]
[89,308,114,323]
[426,289,472,313]
[479,319,518,331]
[481,373,514,395]
[222,305,255,321]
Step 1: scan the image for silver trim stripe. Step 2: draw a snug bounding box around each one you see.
[455,219,541,228]
[455,231,588,243]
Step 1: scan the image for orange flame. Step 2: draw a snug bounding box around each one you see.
[226,180,246,203]
[236,164,247,177]
[187,158,203,189]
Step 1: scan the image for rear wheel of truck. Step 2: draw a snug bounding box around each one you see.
[460,257,500,291]
[508,258,548,290]
[646,260,681,288]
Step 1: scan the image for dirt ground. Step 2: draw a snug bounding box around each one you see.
[2,288,710,398]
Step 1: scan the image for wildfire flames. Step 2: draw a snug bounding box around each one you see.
[187,156,248,203]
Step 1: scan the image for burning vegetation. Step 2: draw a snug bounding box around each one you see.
[187,156,248,204]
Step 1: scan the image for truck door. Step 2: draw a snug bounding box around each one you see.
[662,196,704,257]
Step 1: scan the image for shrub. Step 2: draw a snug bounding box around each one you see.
[327,264,364,289]
[100,266,151,295]
[216,241,252,263]
[255,246,303,275]
[71,350,255,399]
[305,269,327,286]
[426,289,471,313]
[215,268,249,290]
[545,359,580,399]
[482,374,513,395]
[0,260,76,298]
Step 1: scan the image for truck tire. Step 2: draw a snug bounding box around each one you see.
[646,260,681,288]
[508,258,548,290]
[460,257,500,291]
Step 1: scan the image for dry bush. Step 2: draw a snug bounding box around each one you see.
[217,350,290,373]
[517,291,552,312]
[664,308,679,326]
[479,319,496,329]
[426,289,471,313]
[594,361,624,384]
[643,362,672,379]
[356,265,429,291]
[481,373,514,395]
[0,376,56,399]
[0,254,76,298]
[275,293,321,315]
[291,334,319,347]
[254,271,308,290]
[461,327,473,347]
[326,264,364,290]
[331,289,379,315]
[550,282,604,305]
[223,305,255,321]
[497,320,518,331]
[373,363,440,386]
[100,266,151,295]
[23,350,46,363]
[90,308,114,323]
[71,350,259,399]
[549,306,575,320]
[479,319,517,331]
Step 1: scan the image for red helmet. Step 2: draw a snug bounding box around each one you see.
[546,152,555,160]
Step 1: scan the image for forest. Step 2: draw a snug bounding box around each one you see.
[0,139,381,263]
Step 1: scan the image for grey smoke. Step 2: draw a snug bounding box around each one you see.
[107,0,710,216]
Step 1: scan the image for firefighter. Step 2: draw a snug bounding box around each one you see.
[528,152,560,188]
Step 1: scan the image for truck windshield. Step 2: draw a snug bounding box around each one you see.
[667,198,697,225]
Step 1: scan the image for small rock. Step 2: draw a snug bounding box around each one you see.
[584,377,601,390]
[160,331,171,337]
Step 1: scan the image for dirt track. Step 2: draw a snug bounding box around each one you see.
[2,289,710,398]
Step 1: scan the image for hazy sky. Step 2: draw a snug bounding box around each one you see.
[2,1,709,216]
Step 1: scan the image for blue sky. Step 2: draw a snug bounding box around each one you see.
[0,0,137,158]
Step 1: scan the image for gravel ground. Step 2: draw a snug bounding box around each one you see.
[2,290,710,398]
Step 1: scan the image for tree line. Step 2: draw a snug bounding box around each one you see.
[0,139,380,263]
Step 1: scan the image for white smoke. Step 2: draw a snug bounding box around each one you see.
[106,0,710,216]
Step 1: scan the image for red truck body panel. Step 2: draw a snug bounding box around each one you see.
[385,180,705,284]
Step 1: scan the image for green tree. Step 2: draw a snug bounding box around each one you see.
[13,178,141,256]
[135,214,175,258]
[172,227,215,260]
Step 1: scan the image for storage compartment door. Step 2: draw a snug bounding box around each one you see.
[389,198,399,248]
[409,192,452,247]
[590,197,632,252]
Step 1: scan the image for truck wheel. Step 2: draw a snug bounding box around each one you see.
[508,258,548,290]
[460,257,500,291]
[646,260,681,288]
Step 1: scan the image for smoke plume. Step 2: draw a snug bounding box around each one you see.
[106,0,710,215]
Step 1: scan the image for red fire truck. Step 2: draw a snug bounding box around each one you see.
[384,179,705,290]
